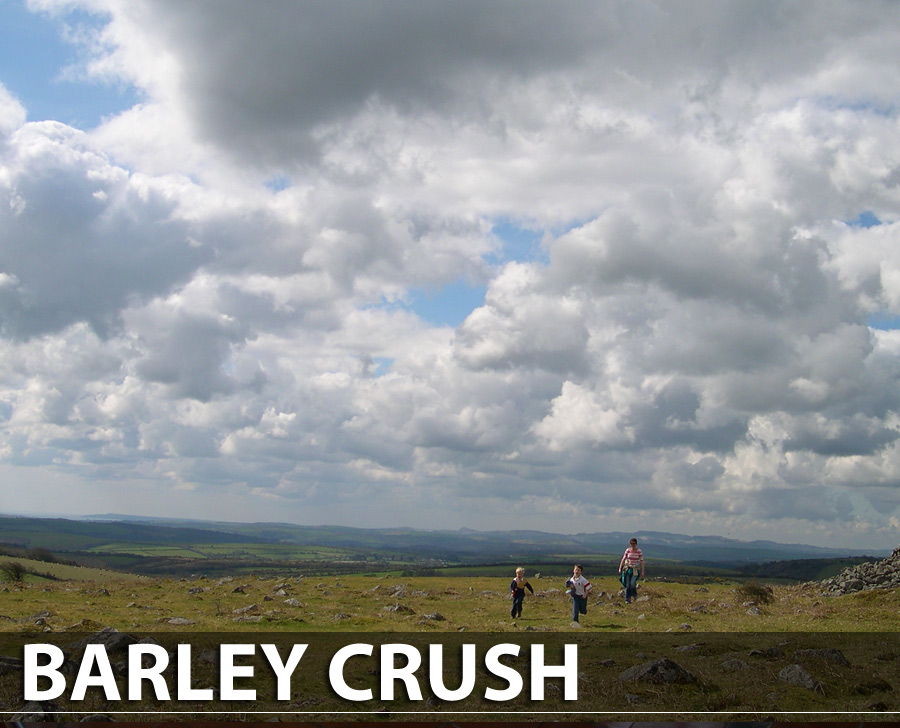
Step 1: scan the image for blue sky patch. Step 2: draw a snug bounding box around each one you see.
[868,311,900,331]
[404,278,487,327]
[264,175,292,193]
[0,1,139,129]
[491,218,545,263]
[847,211,882,228]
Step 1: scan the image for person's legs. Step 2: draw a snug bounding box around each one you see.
[571,595,579,621]
[624,572,638,602]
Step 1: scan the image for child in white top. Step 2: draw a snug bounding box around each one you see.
[566,564,592,622]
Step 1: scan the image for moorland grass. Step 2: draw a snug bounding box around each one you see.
[2,569,899,632]
[3,570,900,719]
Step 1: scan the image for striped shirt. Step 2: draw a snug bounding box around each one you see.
[622,547,643,567]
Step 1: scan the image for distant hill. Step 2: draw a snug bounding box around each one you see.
[80,514,888,562]
[0,512,888,580]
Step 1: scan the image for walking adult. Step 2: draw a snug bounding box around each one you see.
[618,537,644,603]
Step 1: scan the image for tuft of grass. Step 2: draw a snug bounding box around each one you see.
[735,578,774,604]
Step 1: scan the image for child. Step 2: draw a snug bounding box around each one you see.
[566,564,592,622]
[509,567,534,618]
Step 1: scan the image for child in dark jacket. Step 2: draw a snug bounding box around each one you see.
[509,567,534,618]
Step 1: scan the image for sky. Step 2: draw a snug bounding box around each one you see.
[1,1,900,549]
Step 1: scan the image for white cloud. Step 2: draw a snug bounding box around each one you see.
[1,1,900,547]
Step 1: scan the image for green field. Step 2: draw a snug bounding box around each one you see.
[2,556,899,720]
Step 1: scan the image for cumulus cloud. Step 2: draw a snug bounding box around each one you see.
[2,0,900,546]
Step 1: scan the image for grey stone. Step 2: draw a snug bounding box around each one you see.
[749,646,784,658]
[68,627,137,654]
[778,663,822,691]
[385,603,415,614]
[12,701,61,722]
[619,658,697,684]
[721,658,749,671]
[794,648,850,666]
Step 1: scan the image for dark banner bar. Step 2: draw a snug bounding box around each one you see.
[1,631,899,721]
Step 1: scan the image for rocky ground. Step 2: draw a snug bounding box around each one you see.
[813,545,900,596]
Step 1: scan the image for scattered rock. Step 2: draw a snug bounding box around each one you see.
[853,677,893,695]
[778,664,822,692]
[68,627,137,654]
[188,586,204,594]
[794,648,850,666]
[284,598,303,607]
[749,647,784,659]
[232,604,259,615]
[166,617,196,626]
[384,603,415,614]
[675,643,704,653]
[619,658,697,684]
[747,606,762,616]
[0,655,24,676]
[12,701,61,722]
[721,658,749,671]
[421,612,446,621]
[813,545,900,595]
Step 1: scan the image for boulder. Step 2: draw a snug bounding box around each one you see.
[778,663,822,692]
[619,658,697,684]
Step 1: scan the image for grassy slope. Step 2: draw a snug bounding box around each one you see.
[3,571,899,719]
[1,571,897,633]
[0,556,144,583]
